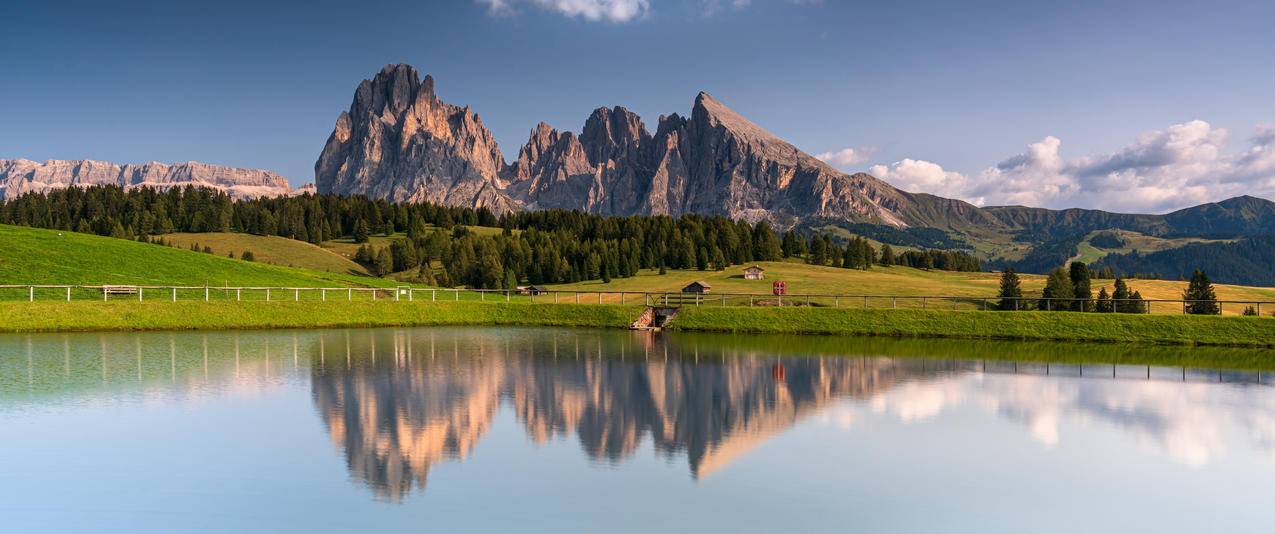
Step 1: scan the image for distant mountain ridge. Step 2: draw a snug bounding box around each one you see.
[0,158,296,200]
[314,64,1275,247]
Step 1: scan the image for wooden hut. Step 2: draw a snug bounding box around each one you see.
[681,281,712,294]
[743,265,766,280]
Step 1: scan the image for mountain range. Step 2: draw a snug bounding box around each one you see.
[0,159,295,200]
[315,65,1275,251]
[6,63,1274,279]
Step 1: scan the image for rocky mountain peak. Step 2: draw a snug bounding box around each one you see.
[316,64,924,227]
[316,64,513,212]
[580,106,650,166]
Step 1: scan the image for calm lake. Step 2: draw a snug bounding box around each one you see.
[2,327,1273,533]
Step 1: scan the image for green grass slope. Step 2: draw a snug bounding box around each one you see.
[548,261,1275,315]
[0,225,394,288]
[164,232,370,275]
[673,307,1275,348]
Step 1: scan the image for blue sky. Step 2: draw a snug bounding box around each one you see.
[3,0,1273,212]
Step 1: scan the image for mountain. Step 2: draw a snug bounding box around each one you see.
[1092,236,1275,286]
[315,64,1275,279]
[314,64,515,213]
[316,64,923,228]
[0,158,292,200]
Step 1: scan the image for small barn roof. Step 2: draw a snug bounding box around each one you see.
[685,281,712,288]
[744,265,765,271]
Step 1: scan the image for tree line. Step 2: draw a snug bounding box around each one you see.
[0,185,983,289]
[995,262,1222,314]
[785,233,981,272]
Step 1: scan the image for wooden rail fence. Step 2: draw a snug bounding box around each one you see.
[1,285,1271,316]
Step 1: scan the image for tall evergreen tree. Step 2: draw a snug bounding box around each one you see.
[879,244,895,266]
[997,269,1023,311]
[808,235,828,265]
[1130,290,1147,314]
[1069,261,1092,312]
[752,221,783,261]
[374,248,393,276]
[1183,269,1220,315]
[1095,287,1112,312]
[353,218,371,244]
[1112,277,1133,313]
[1039,267,1075,311]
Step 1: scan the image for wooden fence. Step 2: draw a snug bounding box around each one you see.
[1,285,1271,316]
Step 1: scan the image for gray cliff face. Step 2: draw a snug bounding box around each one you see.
[315,64,515,213]
[315,64,921,227]
[0,159,292,200]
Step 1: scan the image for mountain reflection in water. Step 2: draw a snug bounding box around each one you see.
[305,329,1275,501]
[2,328,1272,508]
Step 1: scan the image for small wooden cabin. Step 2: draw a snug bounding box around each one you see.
[519,285,549,296]
[743,265,766,280]
[681,281,712,294]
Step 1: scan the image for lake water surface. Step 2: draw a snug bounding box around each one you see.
[2,327,1273,533]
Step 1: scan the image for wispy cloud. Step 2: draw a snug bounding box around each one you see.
[815,146,877,169]
[477,0,820,22]
[476,0,650,23]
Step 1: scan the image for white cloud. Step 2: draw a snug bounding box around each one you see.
[868,158,971,201]
[869,121,1275,213]
[477,0,650,22]
[815,146,876,169]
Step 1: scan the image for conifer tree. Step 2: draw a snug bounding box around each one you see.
[374,248,393,277]
[997,269,1023,311]
[1039,267,1075,311]
[353,218,371,244]
[1095,287,1112,312]
[808,235,827,265]
[1069,262,1092,312]
[1112,278,1132,313]
[1183,269,1220,315]
[879,244,895,266]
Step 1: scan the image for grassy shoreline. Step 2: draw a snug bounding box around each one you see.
[671,307,1275,348]
[0,301,642,333]
[2,301,1275,349]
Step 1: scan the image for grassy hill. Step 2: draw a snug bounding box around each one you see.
[0,225,396,292]
[547,260,1275,315]
[1069,229,1230,265]
[318,225,513,261]
[164,232,370,275]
